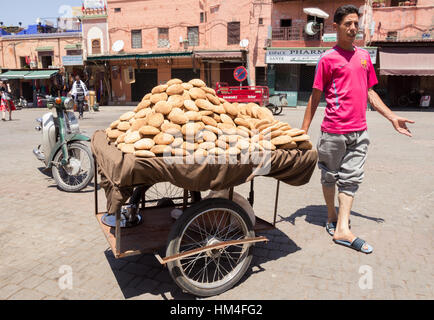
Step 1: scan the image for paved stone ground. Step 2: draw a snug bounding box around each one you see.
[0,106,432,300]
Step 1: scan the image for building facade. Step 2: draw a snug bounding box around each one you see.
[369,0,434,107]
[0,15,84,103]
[85,0,271,104]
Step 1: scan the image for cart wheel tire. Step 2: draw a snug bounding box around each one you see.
[52,142,94,192]
[166,198,255,297]
[274,105,283,115]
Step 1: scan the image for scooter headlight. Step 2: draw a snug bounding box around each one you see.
[64,97,74,110]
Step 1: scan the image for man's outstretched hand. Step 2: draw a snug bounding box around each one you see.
[391,116,415,137]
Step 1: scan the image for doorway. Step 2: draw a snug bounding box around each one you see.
[131,69,158,102]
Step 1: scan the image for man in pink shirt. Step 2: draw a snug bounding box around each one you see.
[301,5,414,253]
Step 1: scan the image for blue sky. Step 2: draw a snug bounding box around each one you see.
[1,0,83,27]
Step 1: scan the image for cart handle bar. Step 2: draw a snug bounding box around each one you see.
[154,236,268,265]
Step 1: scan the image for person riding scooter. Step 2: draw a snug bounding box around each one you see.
[69,75,89,120]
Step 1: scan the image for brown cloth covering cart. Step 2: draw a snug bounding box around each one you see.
[91,130,318,297]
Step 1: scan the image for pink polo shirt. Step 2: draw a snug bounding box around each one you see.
[313,45,378,134]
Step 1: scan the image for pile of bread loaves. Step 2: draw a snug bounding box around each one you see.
[105,78,312,158]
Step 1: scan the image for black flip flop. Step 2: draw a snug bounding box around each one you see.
[333,237,373,254]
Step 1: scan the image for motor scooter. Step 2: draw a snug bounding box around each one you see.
[13,96,28,109]
[33,95,94,192]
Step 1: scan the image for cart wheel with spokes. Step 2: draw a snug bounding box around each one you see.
[143,182,201,207]
[166,198,255,297]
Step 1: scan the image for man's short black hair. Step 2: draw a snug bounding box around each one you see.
[334,5,360,24]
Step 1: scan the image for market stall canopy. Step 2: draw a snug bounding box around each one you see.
[194,51,243,59]
[23,70,59,79]
[0,70,30,79]
[379,47,434,76]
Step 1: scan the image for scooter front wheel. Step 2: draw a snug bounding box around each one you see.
[52,142,94,192]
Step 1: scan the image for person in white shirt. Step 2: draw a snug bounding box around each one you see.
[69,75,89,120]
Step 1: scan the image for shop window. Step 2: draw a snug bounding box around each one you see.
[92,39,101,54]
[131,30,142,49]
[255,67,266,86]
[280,19,292,28]
[67,49,82,56]
[188,26,199,46]
[227,22,240,45]
[158,28,169,48]
[114,8,121,13]
[20,56,30,68]
[200,12,207,23]
[41,55,53,69]
[259,18,263,25]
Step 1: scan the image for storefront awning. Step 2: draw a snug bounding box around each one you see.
[87,52,193,61]
[23,70,59,79]
[0,70,31,79]
[379,47,434,76]
[194,51,243,60]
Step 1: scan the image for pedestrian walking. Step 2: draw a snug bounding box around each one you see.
[301,5,415,254]
[69,75,89,120]
[0,81,16,121]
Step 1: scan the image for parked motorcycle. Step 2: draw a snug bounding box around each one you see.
[33,96,94,192]
[13,96,28,110]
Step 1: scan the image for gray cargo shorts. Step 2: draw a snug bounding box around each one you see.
[317,130,370,197]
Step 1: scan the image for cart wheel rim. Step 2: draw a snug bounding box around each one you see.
[175,207,251,289]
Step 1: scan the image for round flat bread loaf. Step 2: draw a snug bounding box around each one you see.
[204,125,222,136]
[201,116,218,127]
[279,141,297,150]
[116,133,126,144]
[185,111,202,121]
[134,138,155,150]
[213,104,226,114]
[236,139,250,151]
[166,84,184,96]
[107,129,123,139]
[189,79,206,87]
[142,93,152,101]
[259,140,276,151]
[220,114,234,125]
[171,137,184,148]
[110,119,120,129]
[184,99,199,111]
[226,147,241,155]
[154,132,175,145]
[182,141,197,151]
[124,131,142,144]
[182,91,191,101]
[167,95,184,109]
[215,139,229,150]
[151,84,168,94]
[181,82,193,90]
[121,144,135,154]
[234,118,249,127]
[147,113,165,128]
[150,93,168,104]
[202,87,216,95]
[198,110,213,117]
[286,129,306,137]
[271,135,293,146]
[120,111,135,121]
[172,148,189,156]
[195,99,214,111]
[206,93,221,105]
[189,87,207,100]
[208,147,225,156]
[151,145,172,155]
[202,130,217,142]
[154,101,172,115]
[167,78,183,86]
[170,113,189,125]
[139,125,160,136]
[130,118,148,132]
[168,108,184,120]
[292,134,310,142]
[194,148,208,158]
[134,150,156,158]
[117,143,125,150]
[199,141,216,150]
[117,121,131,131]
[135,108,152,119]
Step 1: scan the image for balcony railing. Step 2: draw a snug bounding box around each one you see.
[271,25,336,41]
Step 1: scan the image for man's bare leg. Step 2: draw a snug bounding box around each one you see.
[322,185,338,223]
[333,192,355,242]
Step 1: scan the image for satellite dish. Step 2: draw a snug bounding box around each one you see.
[305,21,321,36]
[112,40,125,53]
[303,8,329,19]
[240,39,249,48]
